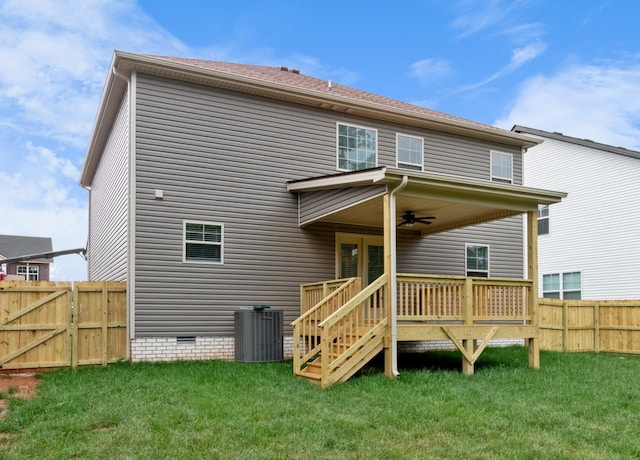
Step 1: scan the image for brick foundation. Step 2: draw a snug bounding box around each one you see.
[129,336,521,362]
[130,336,294,362]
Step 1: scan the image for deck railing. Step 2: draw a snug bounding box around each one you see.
[292,277,361,373]
[397,274,533,323]
[299,278,360,314]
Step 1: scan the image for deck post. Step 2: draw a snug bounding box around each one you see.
[462,277,475,375]
[383,193,394,378]
[527,210,540,369]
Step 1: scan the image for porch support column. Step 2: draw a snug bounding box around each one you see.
[526,209,540,369]
[383,192,394,378]
[384,176,407,379]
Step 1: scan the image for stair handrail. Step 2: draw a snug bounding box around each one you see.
[292,277,361,375]
[319,273,388,329]
[319,273,389,386]
[291,277,360,327]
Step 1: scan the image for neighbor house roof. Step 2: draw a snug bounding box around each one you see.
[0,235,53,263]
[81,51,542,187]
[512,125,640,160]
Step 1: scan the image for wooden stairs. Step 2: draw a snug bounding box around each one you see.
[292,275,389,388]
[297,329,386,386]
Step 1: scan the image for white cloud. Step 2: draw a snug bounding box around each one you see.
[450,0,532,39]
[506,41,547,72]
[453,40,547,95]
[495,62,640,150]
[409,59,454,86]
[0,0,188,148]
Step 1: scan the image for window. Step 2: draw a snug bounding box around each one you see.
[396,134,423,171]
[184,221,223,263]
[542,274,560,299]
[337,123,377,171]
[562,272,582,299]
[465,244,489,277]
[490,151,513,183]
[538,204,549,235]
[17,265,39,281]
[543,272,581,299]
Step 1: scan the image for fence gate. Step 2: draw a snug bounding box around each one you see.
[0,281,126,370]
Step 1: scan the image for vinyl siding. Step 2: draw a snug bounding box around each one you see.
[425,130,522,184]
[299,185,387,225]
[524,136,640,299]
[398,217,524,277]
[132,73,525,336]
[87,92,129,281]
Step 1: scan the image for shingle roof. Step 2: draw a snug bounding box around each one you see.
[146,55,503,134]
[0,235,53,261]
[512,125,640,160]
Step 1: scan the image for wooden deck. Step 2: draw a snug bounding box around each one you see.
[293,274,539,386]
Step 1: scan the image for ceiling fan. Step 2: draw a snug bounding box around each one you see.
[398,210,436,227]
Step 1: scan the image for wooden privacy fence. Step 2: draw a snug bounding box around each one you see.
[0,281,127,370]
[539,298,640,354]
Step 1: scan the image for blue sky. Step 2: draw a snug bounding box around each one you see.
[1,0,639,280]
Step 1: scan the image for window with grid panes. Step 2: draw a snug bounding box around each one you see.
[184,221,223,263]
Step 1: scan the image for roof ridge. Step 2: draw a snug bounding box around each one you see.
[142,54,504,133]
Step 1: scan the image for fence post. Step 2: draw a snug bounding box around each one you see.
[562,301,569,352]
[594,302,600,353]
[101,284,109,366]
[72,283,79,368]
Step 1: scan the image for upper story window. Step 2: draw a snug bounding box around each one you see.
[184,221,223,264]
[17,265,39,281]
[543,272,581,299]
[538,204,549,235]
[465,244,489,277]
[337,123,377,171]
[396,134,423,171]
[490,151,513,183]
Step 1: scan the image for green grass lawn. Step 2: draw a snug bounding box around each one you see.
[0,347,638,459]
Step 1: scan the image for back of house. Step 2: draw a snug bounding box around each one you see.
[81,52,556,362]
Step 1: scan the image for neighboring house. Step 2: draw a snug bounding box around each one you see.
[0,235,53,281]
[515,125,640,300]
[80,51,564,371]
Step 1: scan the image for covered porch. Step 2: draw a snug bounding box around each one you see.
[288,167,565,387]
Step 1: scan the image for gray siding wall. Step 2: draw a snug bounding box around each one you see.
[299,185,387,225]
[398,217,524,277]
[133,74,524,337]
[87,92,129,281]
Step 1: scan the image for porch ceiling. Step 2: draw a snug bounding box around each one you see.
[287,167,567,235]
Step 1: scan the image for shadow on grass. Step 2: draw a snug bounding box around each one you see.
[360,346,530,375]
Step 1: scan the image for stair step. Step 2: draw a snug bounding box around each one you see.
[299,369,321,381]
[304,362,321,373]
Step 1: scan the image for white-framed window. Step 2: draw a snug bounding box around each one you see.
[396,133,423,171]
[538,204,549,235]
[562,272,582,299]
[490,151,513,183]
[465,244,489,277]
[183,220,223,264]
[543,272,581,299]
[337,123,377,171]
[17,265,39,281]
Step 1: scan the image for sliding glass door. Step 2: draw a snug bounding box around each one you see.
[336,233,384,285]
